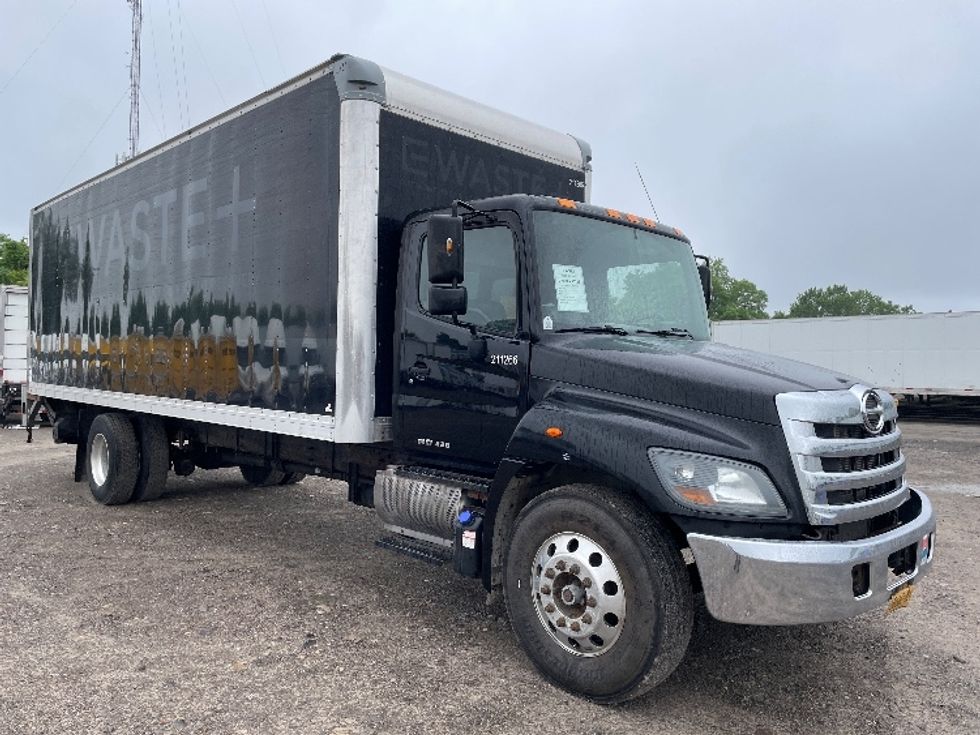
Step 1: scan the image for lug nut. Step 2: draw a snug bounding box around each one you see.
[540,585,551,595]
[570,621,581,632]
[556,617,566,628]
[544,568,556,579]
[582,578,593,588]
[545,603,556,613]
[555,560,567,571]
[586,596,597,608]
[570,563,580,575]
[582,613,593,625]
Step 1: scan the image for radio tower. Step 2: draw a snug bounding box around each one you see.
[127,0,142,159]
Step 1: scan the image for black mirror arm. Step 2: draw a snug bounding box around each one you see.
[694,253,712,308]
[453,199,498,223]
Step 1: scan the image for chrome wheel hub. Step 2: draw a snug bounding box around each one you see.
[90,433,109,487]
[531,532,626,657]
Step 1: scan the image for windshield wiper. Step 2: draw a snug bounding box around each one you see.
[634,327,694,339]
[554,325,629,336]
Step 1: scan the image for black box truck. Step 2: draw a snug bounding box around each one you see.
[27,54,936,702]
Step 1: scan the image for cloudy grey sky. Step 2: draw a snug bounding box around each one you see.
[1,1,978,313]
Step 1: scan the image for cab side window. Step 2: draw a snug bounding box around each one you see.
[419,225,518,334]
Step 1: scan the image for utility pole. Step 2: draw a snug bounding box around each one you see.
[127,0,142,159]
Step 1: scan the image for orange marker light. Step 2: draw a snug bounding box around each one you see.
[626,213,640,224]
[445,238,455,253]
[606,208,621,219]
[673,227,685,237]
[678,486,715,506]
[643,218,657,228]
[545,426,564,438]
[557,198,577,209]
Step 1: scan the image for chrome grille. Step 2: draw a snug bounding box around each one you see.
[821,449,898,473]
[814,421,895,440]
[776,384,908,525]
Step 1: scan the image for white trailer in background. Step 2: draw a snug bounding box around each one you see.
[712,311,980,396]
[1,285,29,423]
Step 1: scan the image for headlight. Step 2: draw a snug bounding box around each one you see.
[648,448,787,517]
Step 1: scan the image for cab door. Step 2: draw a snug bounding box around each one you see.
[395,212,529,467]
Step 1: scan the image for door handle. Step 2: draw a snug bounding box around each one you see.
[408,363,431,383]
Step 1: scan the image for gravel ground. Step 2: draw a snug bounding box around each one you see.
[0,421,977,735]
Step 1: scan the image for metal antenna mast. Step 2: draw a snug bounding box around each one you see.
[127,0,142,158]
[634,162,660,222]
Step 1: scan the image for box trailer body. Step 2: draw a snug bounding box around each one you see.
[712,312,980,396]
[27,55,935,703]
[29,56,589,443]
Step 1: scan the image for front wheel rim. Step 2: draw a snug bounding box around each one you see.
[530,532,626,657]
[90,433,110,486]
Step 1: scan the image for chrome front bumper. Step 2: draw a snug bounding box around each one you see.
[687,489,936,625]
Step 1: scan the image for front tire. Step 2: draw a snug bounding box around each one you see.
[86,413,139,505]
[503,484,693,703]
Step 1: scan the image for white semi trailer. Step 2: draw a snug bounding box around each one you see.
[712,311,980,396]
[1,284,29,424]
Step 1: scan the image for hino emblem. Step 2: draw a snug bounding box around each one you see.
[861,390,885,434]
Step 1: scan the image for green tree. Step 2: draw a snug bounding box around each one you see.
[0,233,29,285]
[776,284,915,318]
[707,258,769,321]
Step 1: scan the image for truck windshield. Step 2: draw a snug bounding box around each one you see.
[532,210,710,340]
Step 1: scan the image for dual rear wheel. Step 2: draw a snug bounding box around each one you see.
[239,465,305,487]
[86,413,170,505]
[85,412,303,504]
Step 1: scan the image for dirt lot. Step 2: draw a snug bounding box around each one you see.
[0,421,977,735]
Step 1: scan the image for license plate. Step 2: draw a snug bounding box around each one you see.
[886,584,914,614]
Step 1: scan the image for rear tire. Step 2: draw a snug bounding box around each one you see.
[240,464,286,486]
[86,413,139,505]
[131,415,170,502]
[503,484,693,703]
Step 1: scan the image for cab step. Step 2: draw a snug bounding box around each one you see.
[375,535,452,566]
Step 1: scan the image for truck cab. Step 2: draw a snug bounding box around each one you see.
[388,193,935,696]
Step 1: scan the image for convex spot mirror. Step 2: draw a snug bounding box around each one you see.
[695,254,712,308]
[428,284,467,317]
[427,214,464,284]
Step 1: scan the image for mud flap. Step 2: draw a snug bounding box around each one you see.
[74,442,86,482]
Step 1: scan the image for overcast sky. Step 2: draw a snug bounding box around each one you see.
[1,1,977,313]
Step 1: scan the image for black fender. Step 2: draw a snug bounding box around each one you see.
[480,384,803,590]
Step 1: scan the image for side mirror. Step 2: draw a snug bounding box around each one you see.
[695,255,711,308]
[427,214,464,284]
[428,284,467,317]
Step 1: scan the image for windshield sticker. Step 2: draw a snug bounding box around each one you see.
[542,315,554,330]
[552,264,589,312]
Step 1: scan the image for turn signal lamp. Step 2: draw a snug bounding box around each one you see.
[648,448,787,517]
[545,426,564,438]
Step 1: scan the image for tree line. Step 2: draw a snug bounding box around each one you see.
[707,258,915,321]
[0,233,28,285]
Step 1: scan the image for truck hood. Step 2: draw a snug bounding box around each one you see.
[531,334,856,425]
